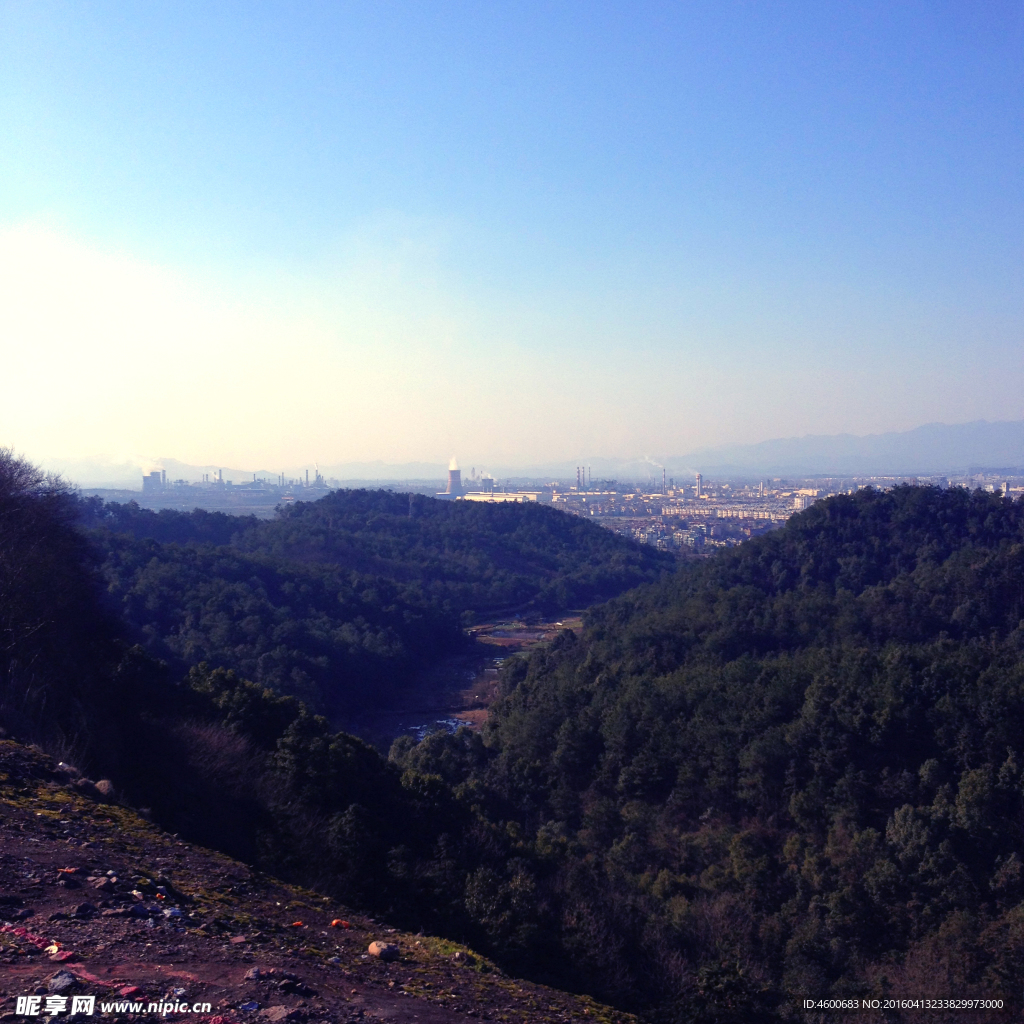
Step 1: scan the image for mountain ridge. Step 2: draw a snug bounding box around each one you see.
[669,417,1024,476]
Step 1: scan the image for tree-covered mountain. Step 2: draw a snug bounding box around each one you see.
[400,485,1024,1018]
[243,489,672,615]
[0,452,659,963]
[81,490,673,617]
[78,490,672,713]
[0,452,664,1011]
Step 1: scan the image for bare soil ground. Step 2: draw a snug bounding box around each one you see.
[0,741,634,1024]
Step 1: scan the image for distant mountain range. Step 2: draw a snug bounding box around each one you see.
[36,419,1024,489]
[669,419,1024,478]
[507,420,1024,480]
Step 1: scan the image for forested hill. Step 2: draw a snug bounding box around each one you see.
[81,489,672,615]
[582,481,1024,661]
[11,449,1024,1020]
[77,490,673,712]
[1,454,675,1020]
[432,484,1024,1016]
[243,489,673,613]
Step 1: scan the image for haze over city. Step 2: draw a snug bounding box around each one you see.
[2,2,1022,473]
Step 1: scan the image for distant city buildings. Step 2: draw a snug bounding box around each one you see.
[460,491,540,503]
[546,470,1022,552]
[126,464,339,516]
[104,464,1022,534]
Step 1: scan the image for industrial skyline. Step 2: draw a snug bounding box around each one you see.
[79,443,1024,548]
[34,416,1024,493]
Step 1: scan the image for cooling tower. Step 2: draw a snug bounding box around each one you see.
[437,456,464,499]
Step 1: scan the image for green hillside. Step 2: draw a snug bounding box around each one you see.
[412,485,1024,1017]
[78,490,672,712]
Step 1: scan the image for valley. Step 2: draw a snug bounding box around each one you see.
[345,618,584,748]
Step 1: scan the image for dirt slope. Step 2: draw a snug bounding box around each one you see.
[0,741,634,1024]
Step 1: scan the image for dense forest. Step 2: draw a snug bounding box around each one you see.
[77,490,672,714]
[6,448,1024,1021]
[408,483,1024,1019]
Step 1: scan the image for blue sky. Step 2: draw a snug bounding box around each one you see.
[1,1,1021,471]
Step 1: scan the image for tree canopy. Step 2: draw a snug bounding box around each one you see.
[407,485,1024,1017]
[78,489,672,713]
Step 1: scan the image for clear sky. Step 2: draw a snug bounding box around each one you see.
[1,1,1021,471]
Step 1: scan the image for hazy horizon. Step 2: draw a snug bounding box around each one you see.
[3,3,1022,469]
[29,416,1024,489]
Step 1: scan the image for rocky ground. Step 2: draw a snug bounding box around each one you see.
[0,741,635,1024]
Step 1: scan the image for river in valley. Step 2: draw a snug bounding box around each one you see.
[341,618,581,751]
